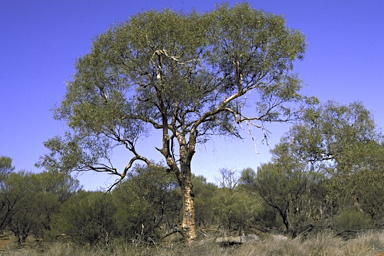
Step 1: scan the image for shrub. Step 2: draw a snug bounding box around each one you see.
[336,209,372,230]
[52,191,117,247]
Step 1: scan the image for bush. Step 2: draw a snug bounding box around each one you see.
[112,166,181,242]
[52,191,117,247]
[336,209,372,230]
[212,187,263,235]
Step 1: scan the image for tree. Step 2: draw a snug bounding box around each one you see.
[239,167,257,188]
[0,156,15,231]
[216,168,239,190]
[239,168,282,230]
[4,171,40,245]
[282,101,377,169]
[29,171,81,238]
[254,161,318,236]
[38,3,307,243]
[238,137,327,236]
[36,171,81,204]
[0,156,14,180]
[353,142,384,223]
[267,100,384,231]
[280,101,382,214]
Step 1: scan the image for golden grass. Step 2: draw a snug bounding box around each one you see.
[2,230,384,255]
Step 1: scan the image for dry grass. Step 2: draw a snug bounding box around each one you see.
[2,230,384,255]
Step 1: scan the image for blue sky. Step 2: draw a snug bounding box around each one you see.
[1,0,383,190]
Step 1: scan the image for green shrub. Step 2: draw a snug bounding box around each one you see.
[336,209,372,230]
[52,191,117,247]
[112,166,181,242]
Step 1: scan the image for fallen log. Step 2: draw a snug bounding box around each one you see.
[215,234,259,246]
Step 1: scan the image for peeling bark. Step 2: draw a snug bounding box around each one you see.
[180,181,197,244]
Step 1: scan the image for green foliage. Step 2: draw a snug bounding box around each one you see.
[2,171,80,245]
[39,1,307,195]
[193,175,218,228]
[239,168,282,230]
[250,143,326,237]
[36,171,81,203]
[212,187,263,235]
[53,191,117,246]
[190,172,267,235]
[0,156,14,179]
[284,101,377,170]
[112,165,180,242]
[262,100,384,232]
[336,209,372,230]
[3,171,35,245]
[238,168,257,188]
[0,156,15,231]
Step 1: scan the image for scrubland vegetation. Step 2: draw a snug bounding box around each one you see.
[2,100,384,254]
[2,230,384,255]
[2,3,384,255]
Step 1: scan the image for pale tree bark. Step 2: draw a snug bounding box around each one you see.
[173,133,198,244]
[180,178,197,243]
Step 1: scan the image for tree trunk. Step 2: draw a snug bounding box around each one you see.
[180,180,197,244]
[175,134,197,244]
[276,208,290,232]
[12,229,28,246]
[17,234,27,246]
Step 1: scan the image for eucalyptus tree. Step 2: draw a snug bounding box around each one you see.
[283,101,377,169]
[254,151,319,236]
[280,101,381,208]
[38,3,307,243]
[270,100,384,228]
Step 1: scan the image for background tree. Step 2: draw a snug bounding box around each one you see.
[238,136,329,237]
[30,171,81,239]
[3,171,80,245]
[5,171,41,245]
[38,3,307,243]
[282,101,381,209]
[270,101,384,230]
[0,156,15,231]
[36,171,81,204]
[333,140,384,226]
[0,156,14,180]
[215,168,239,190]
[253,162,318,237]
[239,168,283,230]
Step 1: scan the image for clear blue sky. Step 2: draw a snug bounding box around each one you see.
[1,0,383,190]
